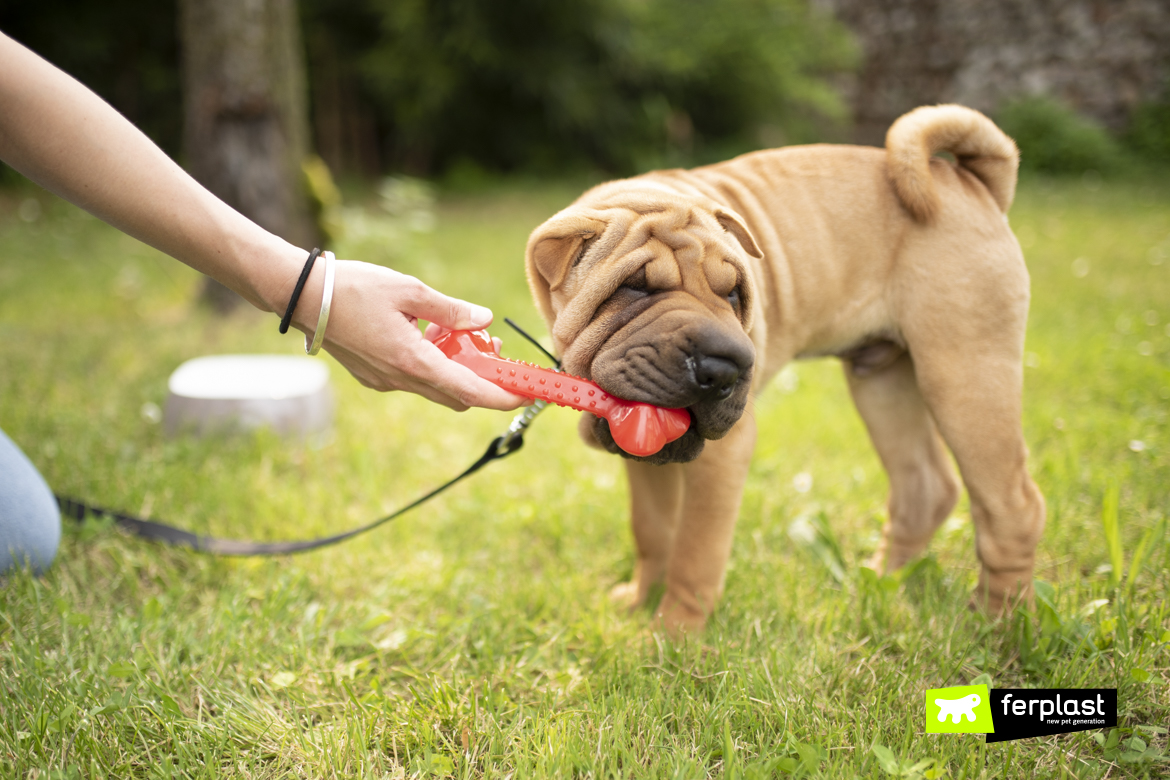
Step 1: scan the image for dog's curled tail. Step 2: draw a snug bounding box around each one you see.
[886,105,1019,222]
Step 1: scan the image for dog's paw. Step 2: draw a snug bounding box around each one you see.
[969,568,1034,616]
[864,549,889,575]
[868,535,933,575]
[652,595,708,638]
[609,581,642,611]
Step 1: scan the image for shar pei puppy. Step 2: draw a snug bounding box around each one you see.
[524,105,1046,634]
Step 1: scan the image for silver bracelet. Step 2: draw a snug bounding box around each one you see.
[305,251,335,355]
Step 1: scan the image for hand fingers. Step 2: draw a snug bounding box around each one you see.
[413,341,529,411]
[402,279,493,331]
[327,337,526,412]
[418,331,525,404]
[330,345,472,411]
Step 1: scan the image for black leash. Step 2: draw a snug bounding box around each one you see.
[504,317,560,368]
[56,433,526,556]
[56,319,558,556]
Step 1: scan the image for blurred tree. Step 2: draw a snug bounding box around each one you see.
[301,0,385,178]
[4,0,855,187]
[0,0,182,157]
[308,0,855,176]
[179,0,318,310]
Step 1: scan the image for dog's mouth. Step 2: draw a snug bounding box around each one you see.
[571,296,756,463]
[588,364,751,464]
[581,336,754,463]
[592,408,706,464]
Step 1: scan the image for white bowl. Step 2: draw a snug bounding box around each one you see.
[164,355,333,437]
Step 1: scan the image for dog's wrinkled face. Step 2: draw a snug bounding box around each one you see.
[525,186,761,464]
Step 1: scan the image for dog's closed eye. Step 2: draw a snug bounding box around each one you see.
[620,267,648,292]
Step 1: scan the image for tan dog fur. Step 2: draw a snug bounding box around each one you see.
[525,105,1046,634]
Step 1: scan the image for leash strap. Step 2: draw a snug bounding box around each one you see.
[56,428,528,556]
[56,318,558,556]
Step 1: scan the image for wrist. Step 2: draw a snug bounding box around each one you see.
[275,246,336,339]
[277,248,323,335]
[259,241,320,322]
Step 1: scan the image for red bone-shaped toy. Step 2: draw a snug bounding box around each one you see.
[433,329,690,457]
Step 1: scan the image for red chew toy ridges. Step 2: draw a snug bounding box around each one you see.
[433,330,690,457]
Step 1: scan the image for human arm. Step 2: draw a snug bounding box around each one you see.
[0,32,525,411]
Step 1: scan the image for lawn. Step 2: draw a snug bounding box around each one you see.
[0,172,1167,779]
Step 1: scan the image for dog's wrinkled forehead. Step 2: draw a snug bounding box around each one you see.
[525,190,759,354]
[569,207,739,297]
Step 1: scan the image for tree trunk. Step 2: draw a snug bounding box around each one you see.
[178,0,317,311]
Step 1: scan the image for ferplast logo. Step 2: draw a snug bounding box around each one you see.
[985,689,1117,743]
[1000,691,1106,720]
[924,685,995,734]
[924,686,1118,742]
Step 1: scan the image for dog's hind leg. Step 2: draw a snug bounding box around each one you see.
[614,459,685,610]
[899,254,1046,615]
[845,352,961,574]
[910,345,1046,615]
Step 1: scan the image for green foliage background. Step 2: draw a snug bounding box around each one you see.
[0,0,855,177]
[0,0,182,158]
[5,0,1169,179]
[996,98,1129,176]
[347,0,855,173]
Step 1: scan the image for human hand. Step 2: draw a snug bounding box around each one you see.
[293,260,528,411]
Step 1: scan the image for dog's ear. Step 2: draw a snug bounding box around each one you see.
[527,213,606,291]
[526,212,607,325]
[713,208,760,332]
[715,209,763,259]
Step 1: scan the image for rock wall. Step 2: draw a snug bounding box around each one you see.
[821,0,1170,144]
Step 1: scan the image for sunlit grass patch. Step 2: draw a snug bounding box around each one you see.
[0,174,1167,777]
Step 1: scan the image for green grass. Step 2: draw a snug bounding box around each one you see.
[0,173,1167,778]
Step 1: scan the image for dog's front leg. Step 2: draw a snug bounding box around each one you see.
[613,460,684,610]
[655,413,757,636]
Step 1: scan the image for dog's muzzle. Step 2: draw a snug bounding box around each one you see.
[590,326,755,463]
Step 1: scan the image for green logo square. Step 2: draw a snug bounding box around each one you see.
[925,684,995,734]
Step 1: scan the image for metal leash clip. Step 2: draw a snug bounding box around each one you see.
[498,398,549,452]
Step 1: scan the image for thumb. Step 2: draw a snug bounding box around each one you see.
[406,282,494,330]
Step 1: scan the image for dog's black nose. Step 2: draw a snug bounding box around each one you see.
[694,355,741,399]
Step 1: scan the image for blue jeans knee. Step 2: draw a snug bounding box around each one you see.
[0,428,61,574]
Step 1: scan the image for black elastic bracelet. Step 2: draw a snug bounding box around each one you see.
[279,248,322,334]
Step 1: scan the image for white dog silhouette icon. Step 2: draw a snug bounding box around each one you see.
[935,693,981,723]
